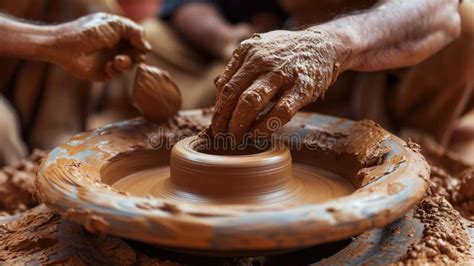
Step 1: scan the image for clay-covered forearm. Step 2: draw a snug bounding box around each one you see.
[170,2,235,57]
[316,0,461,71]
[0,14,55,61]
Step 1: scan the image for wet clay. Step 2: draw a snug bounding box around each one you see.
[210,30,351,140]
[111,136,354,206]
[0,205,177,265]
[397,196,470,265]
[428,166,474,220]
[132,63,182,122]
[36,110,429,252]
[392,134,474,265]
[396,168,472,265]
[0,150,44,215]
[454,168,474,218]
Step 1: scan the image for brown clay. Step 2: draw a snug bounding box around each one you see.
[446,168,474,220]
[0,205,178,265]
[36,110,429,253]
[396,167,473,265]
[111,136,354,206]
[0,150,44,215]
[132,63,182,122]
[397,196,470,265]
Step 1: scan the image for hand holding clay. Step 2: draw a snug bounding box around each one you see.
[211,30,351,140]
[132,64,181,122]
[47,13,151,81]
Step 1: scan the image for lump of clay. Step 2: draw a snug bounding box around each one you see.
[0,150,44,215]
[0,205,176,265]
[132,64,181,122]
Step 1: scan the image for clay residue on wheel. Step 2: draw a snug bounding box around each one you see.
[0,205,178,265]
[333,120,390,166]
[427,165,474,221]
[398,197,470,264]
[452,168,474,219]
[300,119,403,187]
[0,150,44,215]
[397,164,473,264]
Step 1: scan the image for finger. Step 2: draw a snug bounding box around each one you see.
[134,53,146,63]
[214,44,251,94]
[228,73,283,141]
[113,55,132,71]
[251,83,311,138]
[110,16,151,53]
[117,48,146,64]
[105,61,121,79]
[130,33,152,53]
[210,61,264,136]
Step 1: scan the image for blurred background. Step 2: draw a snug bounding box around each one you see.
[0,0,472,167]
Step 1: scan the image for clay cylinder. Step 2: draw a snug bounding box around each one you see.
[169,136,293,200]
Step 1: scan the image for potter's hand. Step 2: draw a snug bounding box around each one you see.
[48,13,151,81]
[210,30,351,140]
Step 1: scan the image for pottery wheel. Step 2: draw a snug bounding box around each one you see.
[36,109,429,254]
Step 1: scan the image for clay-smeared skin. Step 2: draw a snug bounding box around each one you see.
[211,30,349,140]
[132,64,182,122]
[47,13,151,81]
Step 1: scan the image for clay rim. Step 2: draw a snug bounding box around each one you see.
[35,110,430,251]
[174,136,287,166]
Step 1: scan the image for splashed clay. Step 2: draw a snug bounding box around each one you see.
[0,150,44,215]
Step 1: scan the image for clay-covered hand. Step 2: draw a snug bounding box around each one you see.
[47,13,151,81]
[210,29,352,140]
